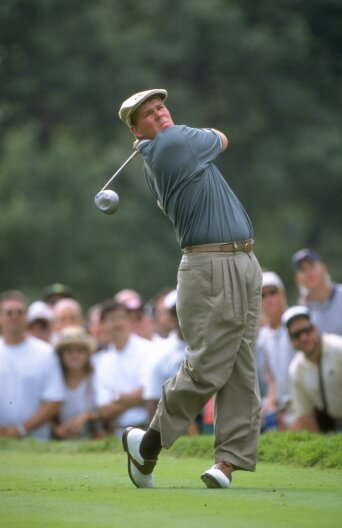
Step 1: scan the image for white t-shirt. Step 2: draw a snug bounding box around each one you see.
[143,331,186,400]
[94,334,156,433]
[59,375,96,439]
[289,333,342,419]
[0,336,65,439]
[257,324,296,409]
[307,283,342,336]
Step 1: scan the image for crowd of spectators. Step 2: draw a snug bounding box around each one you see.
[257,249,342,433]
[0,248,341,441]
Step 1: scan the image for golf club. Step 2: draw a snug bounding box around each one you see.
[94,150,138,215]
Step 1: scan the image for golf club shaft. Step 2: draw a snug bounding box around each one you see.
[100,150,138,192]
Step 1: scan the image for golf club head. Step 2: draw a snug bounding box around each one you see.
[94,190,120,215]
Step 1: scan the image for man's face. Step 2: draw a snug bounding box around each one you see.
[88,308,110,344]
[130,97,174,140]
[103,307,131,342]
[261,286,286,319]
[53,301,83,331]
[0,299,28,336]
[296,259,326,292]
[28,319,52,342]
[288,316,319,358]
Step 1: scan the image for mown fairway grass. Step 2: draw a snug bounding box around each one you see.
[0,434,341,528]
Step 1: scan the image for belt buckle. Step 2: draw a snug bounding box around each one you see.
[244,240,253,252]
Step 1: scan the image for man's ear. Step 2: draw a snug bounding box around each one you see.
[130,125,143,139]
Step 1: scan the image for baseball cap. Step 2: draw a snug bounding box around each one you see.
[118,89,168,127]
[27,301,53,324]
[262,271,284,289]
[291,249,320,272]
[55,326,97,355]
[41,283,74,302]
[281,305,310,327]
[114,289,143,310]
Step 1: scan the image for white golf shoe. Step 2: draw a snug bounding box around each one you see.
[122,427,157,488]
[201,462,233,489]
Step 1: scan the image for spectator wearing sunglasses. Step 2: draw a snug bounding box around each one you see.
[256,272,296,431]
[283,305,342,433]
[0,290,65,440]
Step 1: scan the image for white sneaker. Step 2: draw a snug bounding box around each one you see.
[122,427,157,488]
[201,463,233,489]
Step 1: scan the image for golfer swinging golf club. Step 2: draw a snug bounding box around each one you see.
[118,89,262,489]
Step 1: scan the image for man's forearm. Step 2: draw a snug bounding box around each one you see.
[98,388,144,420]
[22,401,62,434]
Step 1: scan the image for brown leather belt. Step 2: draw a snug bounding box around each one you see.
[183,239,254,254]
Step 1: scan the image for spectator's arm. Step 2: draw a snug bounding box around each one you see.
[23,401,62,433]
[146,399,159,419]
[98,388,144,420]
[263,358,277,411]
[0,401,61,438]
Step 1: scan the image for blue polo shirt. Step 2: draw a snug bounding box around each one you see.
[137,125,253,248]
[307,283,342,336]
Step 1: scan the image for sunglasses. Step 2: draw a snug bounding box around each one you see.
[3,308,26,317]
[289,324,314,340]
[262,287,279,299]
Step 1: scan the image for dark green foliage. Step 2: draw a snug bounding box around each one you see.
[0,0,341,307]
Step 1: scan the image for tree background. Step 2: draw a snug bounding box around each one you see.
[1,0,341,310]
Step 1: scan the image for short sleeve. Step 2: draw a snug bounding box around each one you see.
[186,127,222,166]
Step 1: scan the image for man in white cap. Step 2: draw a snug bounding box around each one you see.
[118,89,262,489]
[256,271,296,431]
[27,300,54,342]
[282,306,342,433]
[114,289,155,341]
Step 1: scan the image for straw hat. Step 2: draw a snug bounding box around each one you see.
[55,325,97,354]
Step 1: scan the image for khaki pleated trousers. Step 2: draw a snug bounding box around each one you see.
[150,250,262,471]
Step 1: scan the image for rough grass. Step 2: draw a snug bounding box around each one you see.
[1,431,341,468]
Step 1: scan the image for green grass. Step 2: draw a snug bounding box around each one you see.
[169,432,342,468]
[2,431,341,467]
[0,434,341,528]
